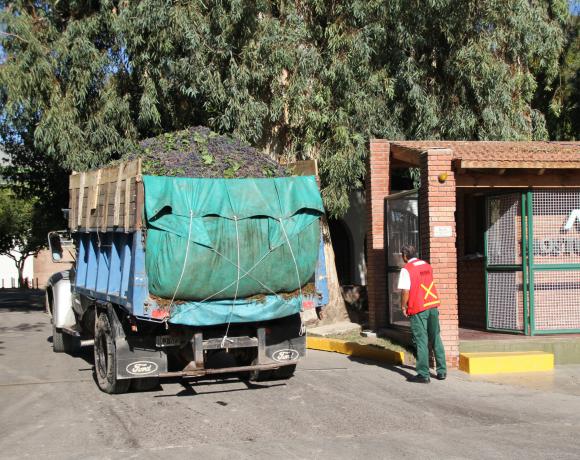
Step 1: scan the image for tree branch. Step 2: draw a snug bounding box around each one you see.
[0,31,51,52]
[0,31,32,45]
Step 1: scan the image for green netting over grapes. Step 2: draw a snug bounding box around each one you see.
[143,175,324,301]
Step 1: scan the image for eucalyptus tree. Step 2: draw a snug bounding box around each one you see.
[0,0,570,217]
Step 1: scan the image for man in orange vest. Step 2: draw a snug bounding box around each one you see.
[398,245,447,383]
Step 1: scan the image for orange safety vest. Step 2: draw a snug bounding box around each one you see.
[404,259,440,316]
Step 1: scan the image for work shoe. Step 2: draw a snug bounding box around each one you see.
[407,374,430,384]
[436,373,446,381]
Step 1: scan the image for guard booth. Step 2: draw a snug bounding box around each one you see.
[367,140,580,366]
[385,190,418,327]
[486,190,580,334]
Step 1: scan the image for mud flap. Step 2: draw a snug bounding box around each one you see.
[262,313,306,365]
[115,340,168,380]
[265,335,306,364]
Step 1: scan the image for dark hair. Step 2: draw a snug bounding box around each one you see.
[401,244,417,260]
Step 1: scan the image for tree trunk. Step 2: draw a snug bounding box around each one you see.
[16,257,27,289]
[318,216,350,325]
[283,160,351,326]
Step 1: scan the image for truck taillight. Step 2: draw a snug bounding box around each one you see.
[302,300,315,310]
[152,309,169,320]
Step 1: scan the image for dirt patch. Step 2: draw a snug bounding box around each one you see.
[312,331,412,355]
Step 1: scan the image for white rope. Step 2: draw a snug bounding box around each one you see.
[279,218,306,336]
[166,210,194,326]
[162,244,279,319]
[221,216,241,348]
[158,212,305,340]
[210,247,280,297]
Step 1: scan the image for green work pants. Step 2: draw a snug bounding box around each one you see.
[409,308,447,379]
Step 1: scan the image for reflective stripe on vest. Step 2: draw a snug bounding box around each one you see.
[405,259,440,315]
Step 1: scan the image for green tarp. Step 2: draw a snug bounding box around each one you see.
[169,295,303,327]
[143,176,324,302]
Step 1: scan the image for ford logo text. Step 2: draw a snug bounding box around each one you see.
[272,349,300,362]
[126,361,159,376]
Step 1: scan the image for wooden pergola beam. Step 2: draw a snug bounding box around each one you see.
[390,145,421,167]
[459,160,580,169]
[457,170,580,188]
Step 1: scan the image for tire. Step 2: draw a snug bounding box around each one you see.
[131,378,160,392]
[94,311,131,394]
[272,364,296,380]
[249,369,273,382]
[52,324,68,353]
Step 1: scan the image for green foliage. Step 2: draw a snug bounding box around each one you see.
[223,160,242,179]
[0,0,570,217]
[201,153,215,166]
[0,188,48,286]
[535,12,580,140]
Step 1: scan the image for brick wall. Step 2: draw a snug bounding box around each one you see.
[457,259,486,328]
[418,149,459,367]
[456,191,485,329]
[456,190,486,329]
[366,140,390,329]
[366,143,460,367]
[34,249,74,288]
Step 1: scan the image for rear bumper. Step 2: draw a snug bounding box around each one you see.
[159,361,297,378]
[116,322,305,380]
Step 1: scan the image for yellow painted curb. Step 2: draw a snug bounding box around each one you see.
[459,351,554,375]
[306,336,404,365]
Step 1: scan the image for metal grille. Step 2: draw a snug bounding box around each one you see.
[487,271,524,331]
[532,189,580,265]
[533,270,580,330]
[486,194,522,266]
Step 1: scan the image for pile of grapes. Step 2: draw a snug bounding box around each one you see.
[121,126,288,178]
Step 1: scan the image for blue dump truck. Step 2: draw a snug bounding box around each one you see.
[46,160,328,393]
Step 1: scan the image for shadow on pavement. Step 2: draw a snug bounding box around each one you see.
[155,378,285,398]
[0,289,45,313]
[0,322,47,333]
[346,355,416,380]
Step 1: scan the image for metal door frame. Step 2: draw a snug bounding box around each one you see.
[385,190,419,328]
[484,191,529,335]
[485,190,580,335]
[526,190,580,335]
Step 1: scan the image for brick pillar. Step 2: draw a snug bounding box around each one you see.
[418,149,459,367]
[366,140,390,330]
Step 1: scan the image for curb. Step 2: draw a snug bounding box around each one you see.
[459,351,554,374]
[306,336,405,365]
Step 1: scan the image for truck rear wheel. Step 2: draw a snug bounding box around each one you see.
[272,364,296,380]
[94,311,130,394]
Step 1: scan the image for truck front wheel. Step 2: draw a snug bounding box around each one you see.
[94,311,130,394]
[52,324,72,353]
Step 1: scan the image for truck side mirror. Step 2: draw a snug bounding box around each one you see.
[48,231,74,263]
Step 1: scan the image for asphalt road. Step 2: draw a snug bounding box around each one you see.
[1,289,580,460]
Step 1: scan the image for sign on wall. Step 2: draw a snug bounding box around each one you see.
[532,191,580,263]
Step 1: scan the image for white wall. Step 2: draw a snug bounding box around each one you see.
[340,190,367,285]
[0,250,34,288]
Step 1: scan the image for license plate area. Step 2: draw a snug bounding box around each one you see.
[155,335,183,348]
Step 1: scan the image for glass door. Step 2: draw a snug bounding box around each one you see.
[385,190,419,327]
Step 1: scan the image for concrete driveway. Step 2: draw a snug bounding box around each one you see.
[1,289,579,459]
